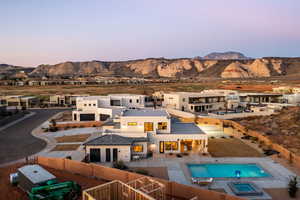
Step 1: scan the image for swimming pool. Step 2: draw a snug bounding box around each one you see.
[187,163,271,178]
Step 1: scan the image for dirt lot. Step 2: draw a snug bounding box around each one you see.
[0,82,292,96]
[237,106,300,155]
[55,134,91,143]
[0,162,106,200]
[265,188,300,200]
[51,144,81,151]
[131,167,169,180]
[208,138,263,157]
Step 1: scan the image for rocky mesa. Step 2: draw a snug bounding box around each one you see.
[29,57,300,79]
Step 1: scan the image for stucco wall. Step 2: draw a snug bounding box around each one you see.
[86,145,131,162]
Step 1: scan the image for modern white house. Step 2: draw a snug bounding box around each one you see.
[72,94,153,122]
[84,108,208,162]
[163,92,227,113]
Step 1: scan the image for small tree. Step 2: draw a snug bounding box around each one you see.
[288,176,298,198]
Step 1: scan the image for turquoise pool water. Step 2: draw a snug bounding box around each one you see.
[234,183,255,192]
[187,163,271,178]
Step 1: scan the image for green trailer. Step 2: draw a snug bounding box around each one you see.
[28,180,81,200]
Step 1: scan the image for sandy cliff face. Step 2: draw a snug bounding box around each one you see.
[28,57,300,78]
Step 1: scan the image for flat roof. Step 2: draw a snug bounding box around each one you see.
[122,109,169,117]
[239,93,282,96]
[167,92,225,97]
[171,122,205,135]
[109,93,145,96]
[18,165,56,184]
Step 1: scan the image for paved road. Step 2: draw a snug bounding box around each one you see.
[0,109,64,164]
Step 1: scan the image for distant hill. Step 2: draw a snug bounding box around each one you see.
[0,64,34,79]
[2,52,300,79]
[204,51,250,60]
[29,57,300,79]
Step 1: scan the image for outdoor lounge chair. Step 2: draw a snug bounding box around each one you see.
[191,178,213,186]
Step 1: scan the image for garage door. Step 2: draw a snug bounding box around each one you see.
[79,114,95,121]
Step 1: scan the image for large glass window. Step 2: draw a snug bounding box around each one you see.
[164,141,178,151]
[132,145,143,152]
[128,122,137,126]
[144,122,154,131]
[158,122,167,130]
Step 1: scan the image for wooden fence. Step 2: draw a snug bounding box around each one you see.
[37,156,243,200]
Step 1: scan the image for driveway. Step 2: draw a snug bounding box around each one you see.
[0,109,64,164]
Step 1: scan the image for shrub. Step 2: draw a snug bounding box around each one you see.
[135,169,149,175]
[288,176,298,198]
[183,152,189,156]
[112,160,128,170]
[176,154,182,158]
[229,135,234,138]
[168,152,173,156]
[49,126,58,132]
[92,124,97,127]
[210,136,215,139]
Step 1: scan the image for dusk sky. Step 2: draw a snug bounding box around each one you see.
[1,0,300,67]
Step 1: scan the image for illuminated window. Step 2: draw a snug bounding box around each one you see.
[158,122,167,130]
[164,141,178,151]
[144,122,154,132]
[128,122,137,126]
[133,145,143,152]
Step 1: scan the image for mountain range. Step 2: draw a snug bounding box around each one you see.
[1,52,300,79]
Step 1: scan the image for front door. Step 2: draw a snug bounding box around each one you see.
[90,148,101,162]
[159,141,164,153]
[106,148,111,162]
[113,148,118,162]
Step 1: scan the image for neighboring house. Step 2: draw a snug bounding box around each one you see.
[49,94,89,107]
[72,94,153,122]
[4,95,40,108]
[239,93,284,106]
[283,93,300,105]
[163,92,226,112]
[84,108,207,162]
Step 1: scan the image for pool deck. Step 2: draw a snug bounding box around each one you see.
[126,156,297,200]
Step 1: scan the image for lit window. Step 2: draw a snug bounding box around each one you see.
[128,122,137,126]
[144,122,154,131]
[133,145,143,152]
[158,122,167,130]
[164,141,178,151]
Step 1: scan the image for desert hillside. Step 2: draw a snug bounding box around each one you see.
[29,57,300,78]
[237,107,300,155]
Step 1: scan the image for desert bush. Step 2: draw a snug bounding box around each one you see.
[288,176,298,198]
[176,154,182,158]
[134,169,149,175]
[113,160,128,170]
